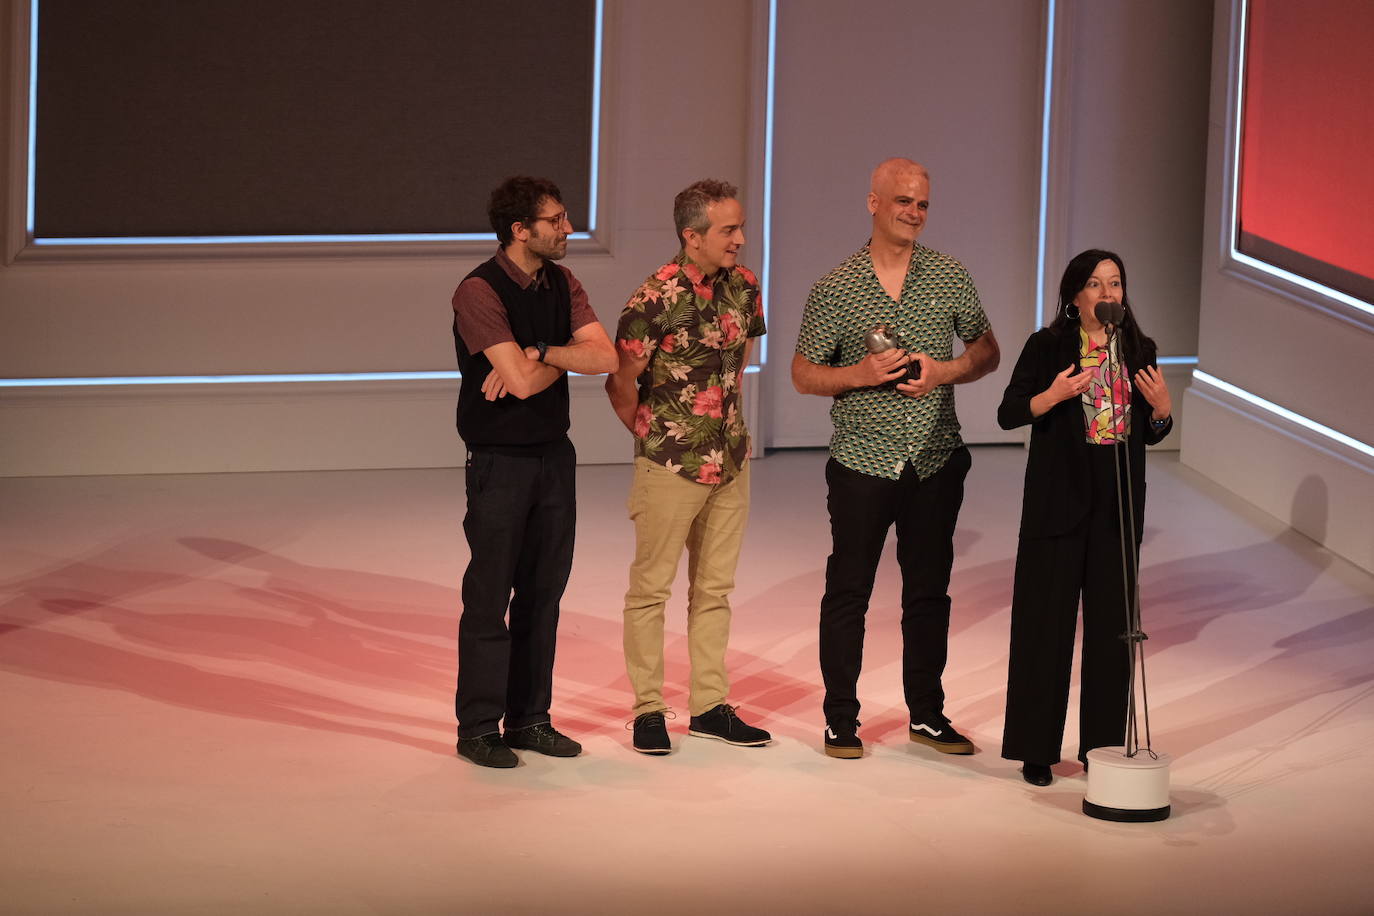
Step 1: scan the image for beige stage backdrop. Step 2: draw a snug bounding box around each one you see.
[2,1,1369,571]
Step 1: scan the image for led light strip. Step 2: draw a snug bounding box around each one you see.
[1034,0,1057,330]
[0,364,762,389]
[0,371,460,388]
[758,0,777,366]
[1192,369,1374,459]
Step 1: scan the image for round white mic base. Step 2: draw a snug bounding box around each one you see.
[1082,746,1171,822]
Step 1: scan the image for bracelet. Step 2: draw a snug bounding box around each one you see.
[1150,416,1169,429]
[536,342,549,363]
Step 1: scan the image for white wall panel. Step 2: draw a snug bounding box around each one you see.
[765,0,1044,449]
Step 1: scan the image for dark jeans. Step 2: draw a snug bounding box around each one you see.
[819,447,972,726]
[1001,443,1134,765]
[454,439,576,739]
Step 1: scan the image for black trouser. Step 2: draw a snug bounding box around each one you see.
[455,439,576,740]
[818,447,972,726]
[1001,443,1135,765]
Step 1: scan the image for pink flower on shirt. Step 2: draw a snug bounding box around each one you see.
[619,338,647,359]
[682,262,714,301]
[692,385,724,418]
[660,333,677,353]
[656,262,680,282]
[719,311,741,345]
[697,462,722,484]
[633,403,652,437]
[736,265,757,285]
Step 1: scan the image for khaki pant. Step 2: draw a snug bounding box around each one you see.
[622,457,751,717]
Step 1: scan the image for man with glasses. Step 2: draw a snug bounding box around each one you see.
[792,158,1000,760]
[451,175,616,768]
[605,179,771,755]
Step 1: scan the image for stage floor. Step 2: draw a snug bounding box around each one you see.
[3,447,1372,914]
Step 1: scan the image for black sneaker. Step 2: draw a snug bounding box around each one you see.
[632,711,672,755]
[504,722,582,757]
[908,716,975,754]
[1022,763,1053,786]
[457,732,518,768]
[688,703,771,747]
[824,720,863,759]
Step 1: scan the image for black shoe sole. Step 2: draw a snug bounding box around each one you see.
[824,743,863,759]
[909,732,974,754]
[687,728,770,747]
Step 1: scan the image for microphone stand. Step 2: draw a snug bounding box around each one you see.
[1082,314,1171,822]
[1104,320,1153,760]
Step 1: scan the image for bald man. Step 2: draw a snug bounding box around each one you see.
[792,158,999,760]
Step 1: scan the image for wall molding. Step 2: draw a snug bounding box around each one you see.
[1182,373,1374,573]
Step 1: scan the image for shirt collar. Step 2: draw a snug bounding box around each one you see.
[675,249,726,284]
[861,242,925,280]
[495,245,549,291]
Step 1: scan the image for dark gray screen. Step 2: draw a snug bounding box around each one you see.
[33,0,596,238]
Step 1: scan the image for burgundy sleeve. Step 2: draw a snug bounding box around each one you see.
[452,277,515,354]
[562,266,599,335]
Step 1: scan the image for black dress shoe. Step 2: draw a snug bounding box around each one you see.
[632,711,672,755]
[1022,763,1053,786]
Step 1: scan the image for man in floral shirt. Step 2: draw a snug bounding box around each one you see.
[605,179,771,755]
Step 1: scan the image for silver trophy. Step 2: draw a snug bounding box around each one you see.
[864,323,920,382]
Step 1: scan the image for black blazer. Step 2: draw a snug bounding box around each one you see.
[998,327,1172,540]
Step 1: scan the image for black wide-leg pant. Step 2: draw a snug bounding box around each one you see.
[819,447,971,726]
[1001,443,1136,766]
[455,439,576,740]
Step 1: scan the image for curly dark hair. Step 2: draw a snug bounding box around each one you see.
[1049,248,1155,369]
[488,176,563,246]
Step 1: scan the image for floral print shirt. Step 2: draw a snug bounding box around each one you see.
[615,251,766,485]
[1079,327,1132,444]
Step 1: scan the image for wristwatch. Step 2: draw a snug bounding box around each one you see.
[536,342,549,363]
[1150,416,1170,429]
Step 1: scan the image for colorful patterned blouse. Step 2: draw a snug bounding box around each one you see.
[615,252,766,485]
[1079,327,1132,444]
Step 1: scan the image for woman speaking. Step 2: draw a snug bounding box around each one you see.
[998,250,1173,787]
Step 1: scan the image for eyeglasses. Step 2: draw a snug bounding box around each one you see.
[527,210,570,228]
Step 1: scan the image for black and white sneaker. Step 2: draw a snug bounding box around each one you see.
[824,720,863,759]
[688,703,771,746]
[632,711,673,755]
[909,716,974,754]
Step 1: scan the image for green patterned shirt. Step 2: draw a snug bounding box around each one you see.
[796,244,990,480]
[615,252,765,485]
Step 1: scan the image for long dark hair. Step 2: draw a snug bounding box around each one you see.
[1048,248,1154,369]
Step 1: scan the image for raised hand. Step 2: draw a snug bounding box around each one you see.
[1133,364,1172,419]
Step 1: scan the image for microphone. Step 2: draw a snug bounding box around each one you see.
[1095,300,1125,327]
[864,324,921,381]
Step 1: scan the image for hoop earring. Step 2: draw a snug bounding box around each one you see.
[1065,303,1080,320]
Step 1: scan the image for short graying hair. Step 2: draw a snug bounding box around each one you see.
[673,179,738,246]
